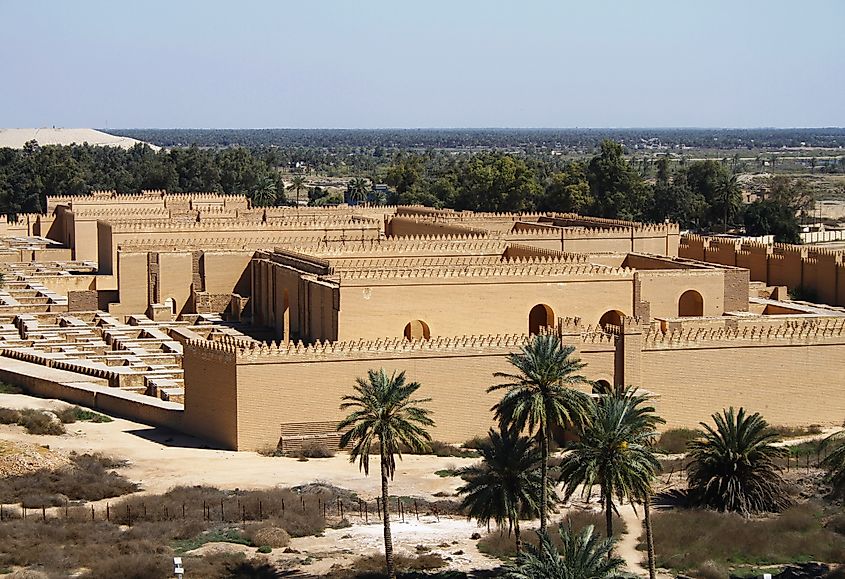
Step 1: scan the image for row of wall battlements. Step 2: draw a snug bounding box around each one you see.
[186,329,616,363]
[643,317,845,347]
[326,262,632,280]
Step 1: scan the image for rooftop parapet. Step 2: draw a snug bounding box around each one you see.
[643,318,845,348]
[333,260,631,281]
[185,328,614,363]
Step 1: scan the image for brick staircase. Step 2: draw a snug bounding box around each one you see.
[278,421,343,454]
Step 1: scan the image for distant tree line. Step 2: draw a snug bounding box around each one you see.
[0,141,287,215]
[0,139,809,241]
[110,127,845,151]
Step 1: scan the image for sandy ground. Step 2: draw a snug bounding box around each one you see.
[0,392,664,575]
[0,128,157,150]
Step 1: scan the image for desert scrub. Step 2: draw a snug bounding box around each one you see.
[656,427,699,454]
[55,406,112,424]
[641,504,845,575]
[0,452,137,507]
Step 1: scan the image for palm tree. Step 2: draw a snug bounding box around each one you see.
[558,387,662,547]
[287,175,307,206]
[457,428,552,554]
[251,174,277,207]
[347,177,369,205]
[506,525,625,579]
[488,333,592,532]
[337,369,434,579]
[714,173,741,233]
[687,407,790,515]
[820,430,845,498]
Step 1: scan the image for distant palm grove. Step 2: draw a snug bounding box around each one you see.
[1,130,834,241]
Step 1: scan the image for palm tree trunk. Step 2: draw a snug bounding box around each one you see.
[605,490,614,544]
[539,427,548,532]
[514,515,521,556]
[380,450,395,578]
[644,495,656,579]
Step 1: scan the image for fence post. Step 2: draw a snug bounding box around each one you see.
[91,505,94,521]
[164,506,169,520]
[42,506,46,521]
[182,503,186,519]
[106,503,110,522]
[259,500,263,519]
[220,499,224,521]
[127,505,131,527]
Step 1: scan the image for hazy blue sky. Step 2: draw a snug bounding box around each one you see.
[2,0,842,128]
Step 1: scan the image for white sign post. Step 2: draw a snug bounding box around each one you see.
[174,556,184,578]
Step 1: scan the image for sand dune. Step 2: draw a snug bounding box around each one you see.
[0,128,158,150]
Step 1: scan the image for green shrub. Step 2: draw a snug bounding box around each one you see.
[256,545,272,554]
[656,428,699,454]
[56,406,112,424]
[0,382,23,395]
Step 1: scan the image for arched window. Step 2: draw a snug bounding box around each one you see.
[528,304,555,334]
[592,380,614,395]
[403,320,431,341]
[679,290,704,317]
[599,310,625,329]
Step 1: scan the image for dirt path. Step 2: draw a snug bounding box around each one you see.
[616,502,647,576]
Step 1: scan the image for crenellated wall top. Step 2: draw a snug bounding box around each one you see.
[184,329,614,363]
[643,318,845,349]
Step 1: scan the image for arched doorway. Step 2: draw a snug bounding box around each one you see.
[403,320,431,341]
[678,290,704,317]
[598,310,625,330]
[528,304,555,334]
[592,380,613,395]
[163,297,176,317]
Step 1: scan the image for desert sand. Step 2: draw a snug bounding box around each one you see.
[0,128,157,150]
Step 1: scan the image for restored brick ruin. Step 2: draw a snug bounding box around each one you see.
[0,191,842,450]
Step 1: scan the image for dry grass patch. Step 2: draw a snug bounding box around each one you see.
[0,452,137,507]
[643,503,845,576]
[656,428,699,454]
